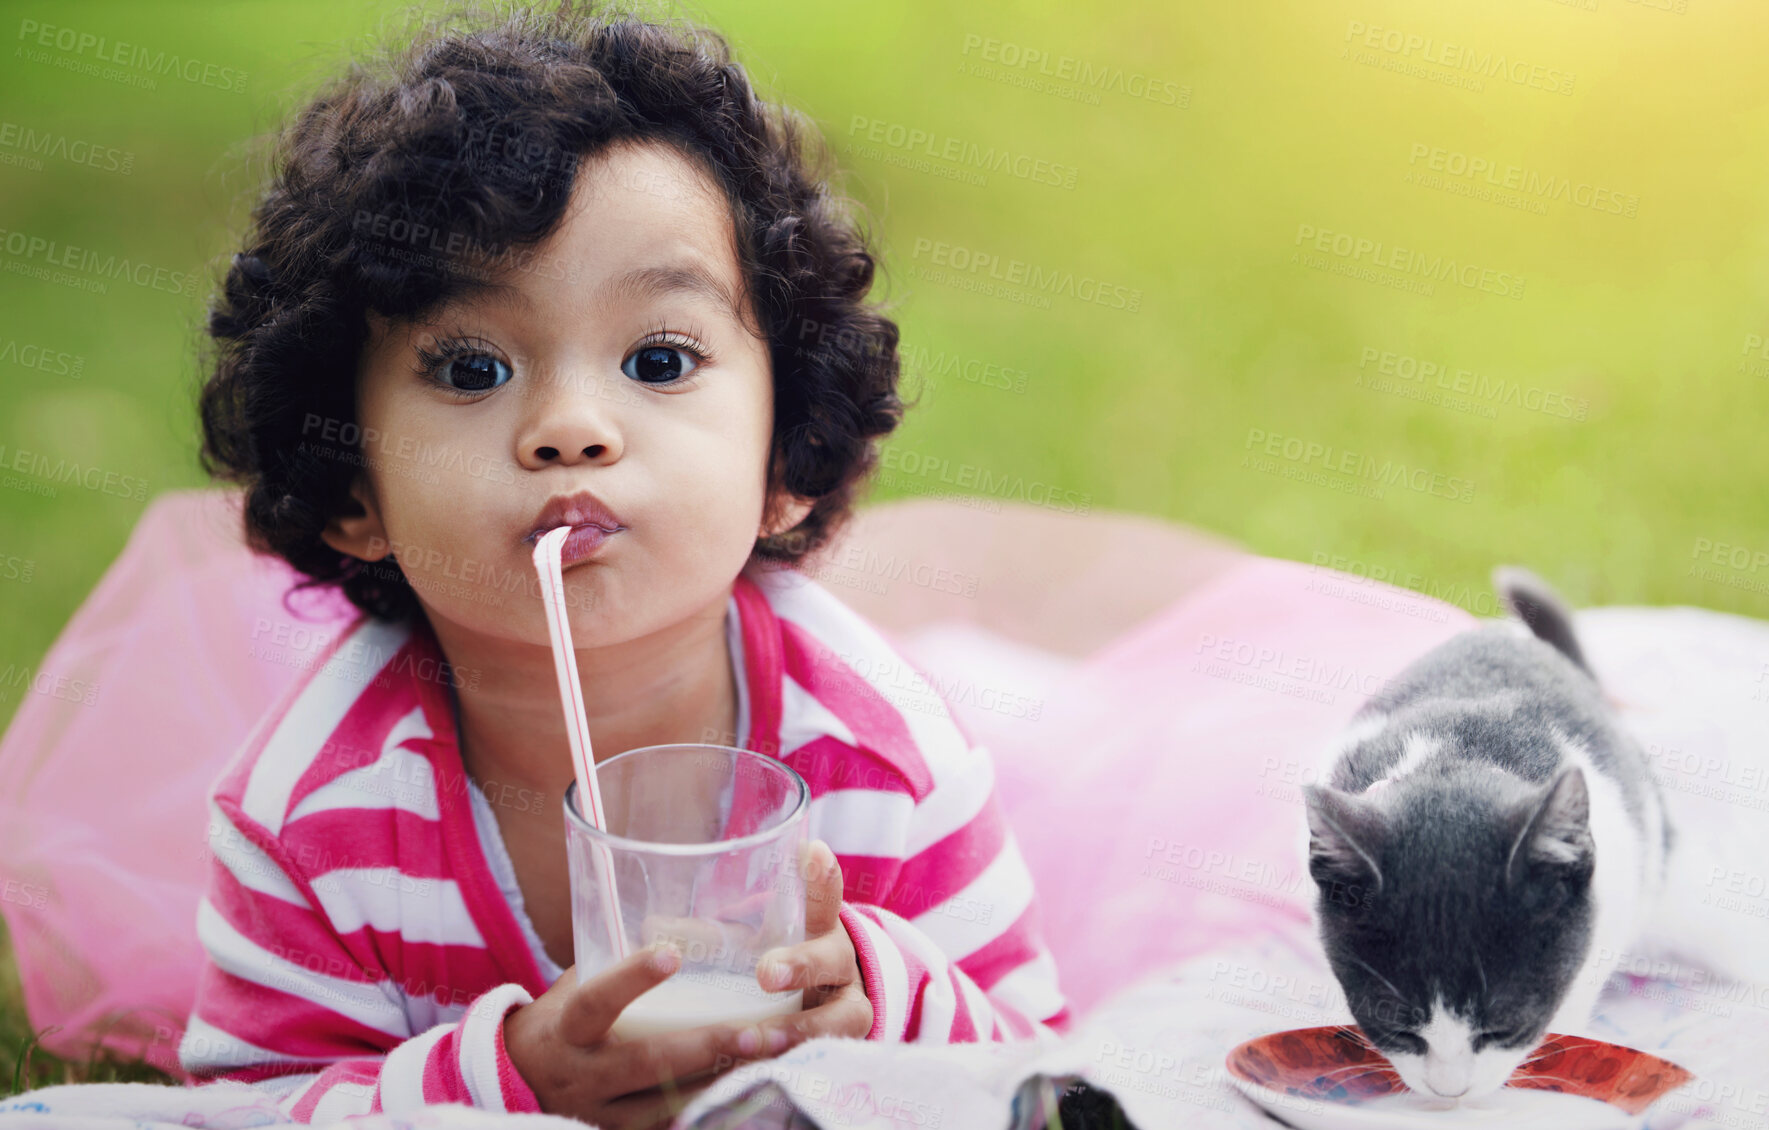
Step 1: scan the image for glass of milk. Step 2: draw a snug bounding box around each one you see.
[563,743,810,1042]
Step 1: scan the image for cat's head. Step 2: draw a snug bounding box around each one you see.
[1302,766,1595,1100]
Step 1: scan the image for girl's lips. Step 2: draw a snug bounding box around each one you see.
[555,523,621,566]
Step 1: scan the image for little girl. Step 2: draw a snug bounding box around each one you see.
[180,1,1068,1125]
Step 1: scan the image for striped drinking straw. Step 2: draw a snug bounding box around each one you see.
[532,526,629,961]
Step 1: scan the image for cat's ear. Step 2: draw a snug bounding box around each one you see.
[1506,767,1593,887]
[1303,785,1384,893]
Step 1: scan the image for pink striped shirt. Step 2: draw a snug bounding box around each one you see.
[180,563,1070,1119]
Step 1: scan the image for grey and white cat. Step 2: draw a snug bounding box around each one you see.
[1302,566,1670,1100]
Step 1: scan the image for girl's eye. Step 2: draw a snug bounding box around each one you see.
[436,353,512,392]
[622,340,702,385]
[415,339,513,395]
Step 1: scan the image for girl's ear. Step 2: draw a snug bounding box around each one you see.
[759,490,814,540]
[319,475,392,561]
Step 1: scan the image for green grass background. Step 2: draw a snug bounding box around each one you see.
[2,0,1765,1091]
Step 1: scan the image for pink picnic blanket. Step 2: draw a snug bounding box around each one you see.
[0,488,1471,1081]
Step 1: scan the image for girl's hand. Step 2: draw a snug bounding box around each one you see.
[503,944,728,1130]
[739,839,873,1058]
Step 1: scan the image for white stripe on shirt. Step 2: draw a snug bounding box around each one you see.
[884,917,960,1043]
[307,870,485,948]
[910,836,1036,961]
[900,747,994,858]
[849,911,910,1042]
[953,963,995,1038]
[378,1023,451,1112]
[178,1015,335,1075]
[306,1078,375,1123]
[196,899,409,1038]
[982,950,1066,1027]
[287,713,438,824]
[242,619,410,834]
[807,788,913,859]
[459,983,532,1112]
[778,670,858,753]
[206,801,311,909]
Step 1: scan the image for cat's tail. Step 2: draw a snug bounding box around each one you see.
[1493,565,1592,675]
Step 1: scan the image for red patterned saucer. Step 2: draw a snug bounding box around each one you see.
[1224,1026,1693,1129]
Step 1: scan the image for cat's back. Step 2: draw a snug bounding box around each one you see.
[1371,624,1606,725]
[1333,620,1664,857]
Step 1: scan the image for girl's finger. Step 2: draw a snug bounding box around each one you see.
[731,985,874,1058]
[593,1014,743,1100]
[799,839,844,936]
[754,926,857,994]
[558,941,683,1046]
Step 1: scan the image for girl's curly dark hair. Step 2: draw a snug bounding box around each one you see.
[199,0,903,623]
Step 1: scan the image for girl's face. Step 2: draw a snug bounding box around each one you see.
[329,139,808,648]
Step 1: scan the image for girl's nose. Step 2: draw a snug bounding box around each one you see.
[515,370,624,469]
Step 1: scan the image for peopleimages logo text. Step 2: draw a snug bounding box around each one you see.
[16,19,249,93]
[0,226,200,297]
[1294,224,1525,300]
[0,443,148,501]
[1244,428,1474,503]
[910,237,1141,312]
[1344,21,1576,96]
[879,448,1092,515]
